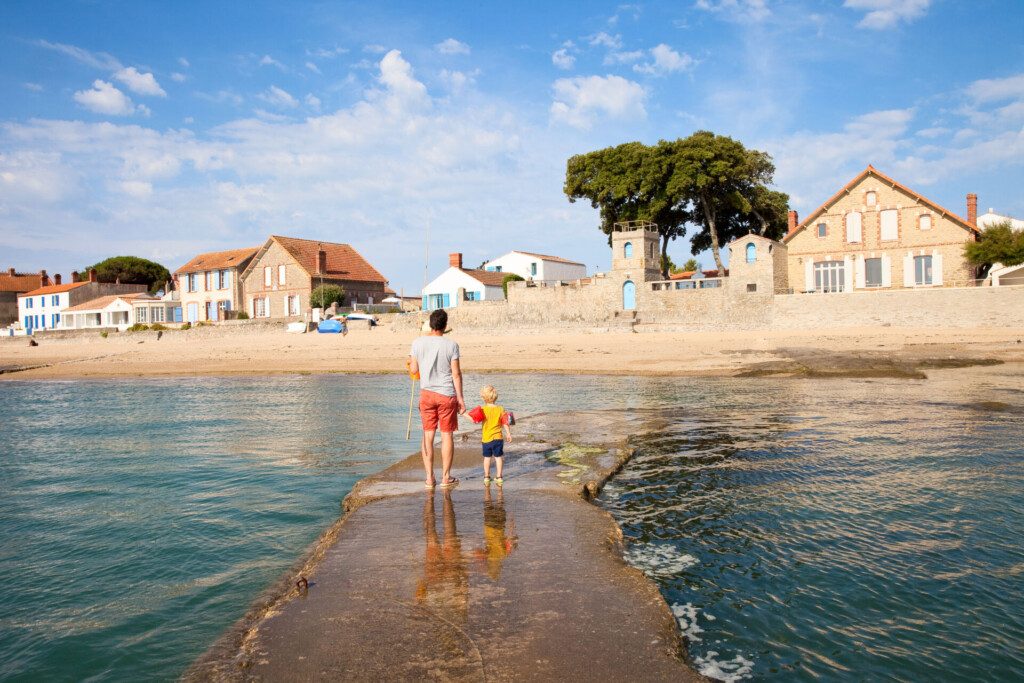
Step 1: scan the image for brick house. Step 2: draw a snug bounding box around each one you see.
[784,166,979,293]
[174,247,258,323]
[1,268,48,325]
[239,236,389,319]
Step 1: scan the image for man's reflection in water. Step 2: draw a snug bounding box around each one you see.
[474,486,518,581]
[416,489,469,625]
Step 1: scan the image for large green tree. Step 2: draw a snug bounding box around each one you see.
[964,221,1024,276]
[564,132,788,277]
[81,256,171,295]
[564,141,689,277]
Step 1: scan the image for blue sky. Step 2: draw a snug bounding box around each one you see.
[1,0,1022,293]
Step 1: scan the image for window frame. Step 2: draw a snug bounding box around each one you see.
[864,257,883,287]
[745,243,756,263]
[813,260,846,293]
[817,223,827,238]
[623,242,633,258]
[914,255,933,286]
[918,214,932,231]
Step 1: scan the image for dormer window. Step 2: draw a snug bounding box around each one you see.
[866,191,877,207]
[624,242,633,258]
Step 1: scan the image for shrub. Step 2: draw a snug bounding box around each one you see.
[180,322,192,330]
[310,284,345,308]
[100,331,108,338]
[236,311,249,320]
[150,323,168,331]
[126,323,150,332]
[502,273,525,297]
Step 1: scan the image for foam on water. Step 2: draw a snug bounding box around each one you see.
[624,543,698,578]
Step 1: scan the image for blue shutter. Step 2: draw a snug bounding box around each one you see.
[442,293,450,308]
[422,295,428,311]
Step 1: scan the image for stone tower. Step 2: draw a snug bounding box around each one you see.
[610,221,661,283]
[727,233,789,294]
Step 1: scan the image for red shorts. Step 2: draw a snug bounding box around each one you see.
[419,390,459,433]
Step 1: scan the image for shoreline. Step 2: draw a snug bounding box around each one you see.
[185,412,707,681]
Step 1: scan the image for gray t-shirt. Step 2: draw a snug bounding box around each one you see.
[410,335,460,397]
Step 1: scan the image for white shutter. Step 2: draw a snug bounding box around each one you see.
[804,259,814,292]
[843,255,854,292]
[855,255,866,289]
[881,254,892,288]
[881,210,899,241]
[933,251,943,286]
[903,253,915,287]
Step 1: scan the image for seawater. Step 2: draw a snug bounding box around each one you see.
[1,371,1022,681]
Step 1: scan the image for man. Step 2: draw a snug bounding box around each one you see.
[409,309,465,488]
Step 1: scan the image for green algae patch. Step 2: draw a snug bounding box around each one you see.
[546,443,608,486]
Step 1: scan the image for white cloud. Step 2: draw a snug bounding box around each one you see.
[258,85,299,108]
[843,0,931,30]
[114,67,167,97]
[35,40,122,70]
[439,69,479,93]
[633,44,697,76]
[916,126,950,139]
[363,44,388,54]
[694,0,771,22]
[73,80,139,116]
[966,73,1024,104]
[375,50,430,109]
[552,48,575,70]
[588,32,623,50]
[604,50,645,65]
[550,74,646,129]
[304,93,322,109]
[119,180,153,198]
[435,38,470,55]
[305,61,322,74]
[171,72,187,83]
[24,83,44,92]
[178,57,190,68]
[259,54,287,70]
[309,46,348,59]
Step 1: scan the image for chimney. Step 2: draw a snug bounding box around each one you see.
[788,210,799,234]
[71,270,80,283]
[54,274,62,285]
[89,268,97,283]
[967,193,977,225]
[449,252,463,269]
[8,267,14,276]
[317,249,327,275]
[40,269,49,286]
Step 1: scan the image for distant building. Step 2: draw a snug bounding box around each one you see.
[239,236,389,319]
[422,252,507,310]
[0,268,48,325]
[482,251,586,282]
[784,165,980,292]
[17,270,147,333]
[977,209,1024,286]
[174,246,258,323]
[62,293,154,332]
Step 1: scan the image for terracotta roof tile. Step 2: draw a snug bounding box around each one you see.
[460,268,508,286]
[20,281,92,296]
[64,293,152,312]
[511,251,585,266]
[271,235,388,284]
[175,247,259,274]
[0,273,46,293]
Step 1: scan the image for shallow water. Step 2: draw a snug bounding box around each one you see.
[1,370,1022,680]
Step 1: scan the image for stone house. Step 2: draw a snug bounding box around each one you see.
[239,236,389,319]
[422,253,507,310]
[482,251,587,282]
[1,268,48,325]
[174,246,258,323]
[16,269,147,333]
[784,166,979,293]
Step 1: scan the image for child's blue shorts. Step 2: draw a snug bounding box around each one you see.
[482,439,504,457]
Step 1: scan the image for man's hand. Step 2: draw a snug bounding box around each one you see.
[457,398,466,414]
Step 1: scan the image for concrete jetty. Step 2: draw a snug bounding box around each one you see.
[187,412,704,681]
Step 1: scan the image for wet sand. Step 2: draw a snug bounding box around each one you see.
[2,325,1022,380]
[186,412,706,681]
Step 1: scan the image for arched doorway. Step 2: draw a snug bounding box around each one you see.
[622,280,636,310]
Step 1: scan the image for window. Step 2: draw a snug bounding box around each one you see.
[254,297,268,317]
[880,209,898,241]
[152,306,165,323]
[814,261,845,293]
[52,295,59,306]
[26,298,32,309]
[530,262,537,277]
[284,295,299,315]
[219,300,230,317]
[204,271,213,290]
[914,255,933,285]
[136,307,148,323]
[39,296,45,307]
[746,283,757,292]
[817,223,827,238]
[865,258,883,287]
[624,242,633,258]
[51,314,59,327]
[219,270,230,289]
[185,273,195,292]
[278,265,287,285]
[845,211,862,243]
[495,265,502,272]
[264,267,272,287]
[745,243,756,263]
[866,191,877,207]
[918,214,932,231]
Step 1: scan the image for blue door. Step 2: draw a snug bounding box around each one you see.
[622,280,636,310]
[187,303,198,323]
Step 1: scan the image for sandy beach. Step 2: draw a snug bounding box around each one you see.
[2,324,1023,380]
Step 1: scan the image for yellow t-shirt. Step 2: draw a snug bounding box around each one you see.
[481,404,505,443]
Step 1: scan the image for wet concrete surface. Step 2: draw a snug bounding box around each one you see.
[187,413,704,681]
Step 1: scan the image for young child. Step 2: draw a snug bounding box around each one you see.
[472,385,512,485]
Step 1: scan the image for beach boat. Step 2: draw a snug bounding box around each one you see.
[317,319,345,334]
[286,322,306,334]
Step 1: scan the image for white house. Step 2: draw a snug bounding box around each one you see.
[978,209,1024,286]
[482,250,586,282]
[16,270,147,333]
[421,253,506,311]
[62,293,153,331]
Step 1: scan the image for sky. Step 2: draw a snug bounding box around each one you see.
[1,0,1022,294]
